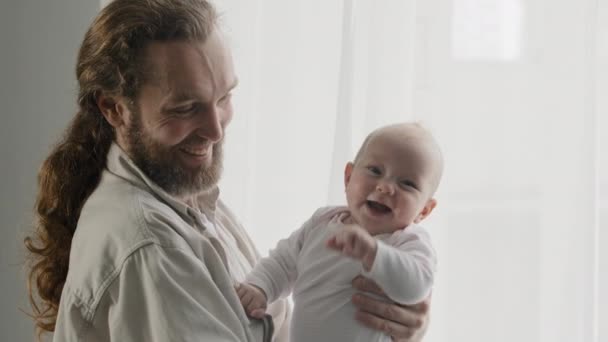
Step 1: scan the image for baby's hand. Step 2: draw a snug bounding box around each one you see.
[326,223,378,271]
[236,283,268,319]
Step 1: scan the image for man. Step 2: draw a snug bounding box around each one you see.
[24,0,430,341]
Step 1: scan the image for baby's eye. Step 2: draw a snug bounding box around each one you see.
[399,180,418,190]
[366,166,382,175]
[219,93,233,104]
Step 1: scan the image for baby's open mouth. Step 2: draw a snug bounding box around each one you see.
[366,200,391,213]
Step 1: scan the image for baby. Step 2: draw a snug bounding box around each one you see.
[237,122,443,341]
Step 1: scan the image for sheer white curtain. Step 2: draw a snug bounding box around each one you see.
[213,1,606,341]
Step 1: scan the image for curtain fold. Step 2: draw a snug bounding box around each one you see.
[208,1,605,341]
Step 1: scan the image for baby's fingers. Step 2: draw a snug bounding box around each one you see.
[336,231,357,255]
[250,308,267,319]
[352,237,371,258]
[236,284,247,299]
[326,236,343,250]
[240,289,256,307]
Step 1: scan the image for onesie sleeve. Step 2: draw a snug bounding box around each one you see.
[362,226,436,305]
[246,207,338,302]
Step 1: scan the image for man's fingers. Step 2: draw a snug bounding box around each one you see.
[352,293,423,328]
[410,300,430,315]
[353,293,426,341]
[352,275,386,297]
[351,276,431,341]
[354,310,415,340]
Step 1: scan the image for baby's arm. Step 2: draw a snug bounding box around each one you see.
[244,230,302,306]
[328,224,435,305]
[236,283,268,319]
[244,207,334,307]
[237,233,300,319]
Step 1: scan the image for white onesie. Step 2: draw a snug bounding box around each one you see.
[246,206,436,342]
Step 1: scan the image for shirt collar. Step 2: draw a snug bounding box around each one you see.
[106,143,220,222]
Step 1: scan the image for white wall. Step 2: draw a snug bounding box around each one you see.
[0,1,98,341]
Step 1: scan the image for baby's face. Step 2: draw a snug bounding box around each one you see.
[344,133,438,235]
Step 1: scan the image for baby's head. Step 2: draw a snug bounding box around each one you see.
[344,122,443,235]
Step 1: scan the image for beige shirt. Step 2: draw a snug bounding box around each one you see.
[52,143,290,342]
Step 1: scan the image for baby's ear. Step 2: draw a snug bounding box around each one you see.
[344,162,354,188]
[414,198,437,223]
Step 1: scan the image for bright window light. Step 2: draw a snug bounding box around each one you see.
[451,0,524,61]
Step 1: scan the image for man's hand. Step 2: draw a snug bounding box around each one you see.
[326,223,378,271]
[352,276,431,341]
[235,283,268,319]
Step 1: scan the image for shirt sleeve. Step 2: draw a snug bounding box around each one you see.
[362,228,436,305]
[103,243,253,342]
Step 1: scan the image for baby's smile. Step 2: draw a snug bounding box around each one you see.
[365,200,392,214]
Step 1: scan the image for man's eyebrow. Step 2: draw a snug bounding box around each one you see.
[167,91,199,103]
[165,78,239,104]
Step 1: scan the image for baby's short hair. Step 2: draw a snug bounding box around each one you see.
[352,121,444,195]
[353,122,430,164]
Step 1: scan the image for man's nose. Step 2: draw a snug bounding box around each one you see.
[195,106,223,142]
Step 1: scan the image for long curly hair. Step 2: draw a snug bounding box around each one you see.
[23,0,217,338]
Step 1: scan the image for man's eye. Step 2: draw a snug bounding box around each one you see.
[171,105,196,115]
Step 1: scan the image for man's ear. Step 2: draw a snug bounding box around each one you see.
[414,198,437,223]
[344,162,354,188]
[96,92,130,129]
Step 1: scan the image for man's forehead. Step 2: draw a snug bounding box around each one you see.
[165,77,239,102]
[143,39,224,74]
[141,38,236,97]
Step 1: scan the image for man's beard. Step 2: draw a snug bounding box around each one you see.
[125,111,223,198]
